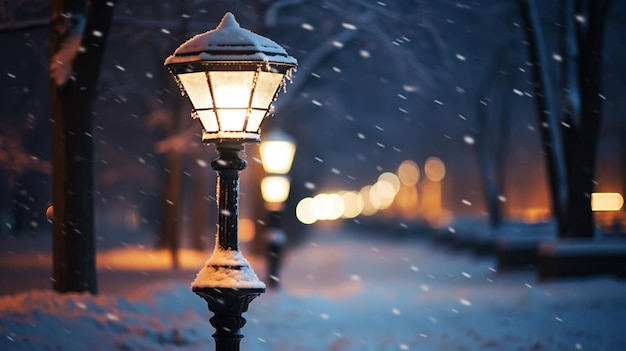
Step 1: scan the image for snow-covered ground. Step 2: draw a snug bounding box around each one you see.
[1,226,625,350]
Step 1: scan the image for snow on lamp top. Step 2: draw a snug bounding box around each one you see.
[164,13,297,143]
[164,12,297,66]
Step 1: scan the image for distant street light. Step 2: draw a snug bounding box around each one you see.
[259,129,296,288]
[164,12,296,351]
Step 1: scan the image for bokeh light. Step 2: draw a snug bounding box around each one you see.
[378,172,401,195]
[424,157,446,182]
[359,185,378,216]
[341,191,363,218]
[311,193,344,221]
[397,160,420,186]
[591,192,624,211]
[296,197,316,224]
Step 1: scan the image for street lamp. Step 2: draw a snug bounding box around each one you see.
[164,12,296,351]
[259,129,296,288]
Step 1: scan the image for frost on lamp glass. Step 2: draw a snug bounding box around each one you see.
[191,246,266,289]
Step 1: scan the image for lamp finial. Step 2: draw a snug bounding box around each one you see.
[218,12,239,29]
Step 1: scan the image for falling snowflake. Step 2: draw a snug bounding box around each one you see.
[301,23,314,31]
[455,53,466,61]
[359,50,371,58]
[342,23,357,30]
[403,85,417,92]
[106,313,119,321]
[463,135,475,145]
[462,199,472,206]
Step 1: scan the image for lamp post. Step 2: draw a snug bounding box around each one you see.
[259,129,296,288]
[164,13,296,351]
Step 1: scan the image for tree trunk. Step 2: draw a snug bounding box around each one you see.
[49,0,115,294]
[562,0,610,238]
[473,44,516,230]
[159,150,181,269]
[190,161,208,251]
[518,0,569,236]
[519,0,610,239]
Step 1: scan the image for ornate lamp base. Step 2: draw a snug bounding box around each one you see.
[194,287,265,351]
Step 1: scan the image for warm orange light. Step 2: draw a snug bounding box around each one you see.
[424,157,446,182]
[397,160,420,186]
[46,205,54,223]
[359,185,378,216]
[378,172,401,195]
[239,218,255,242]
[311,193,344,220]
[396,185,419,218]
[341,191,363,218]
[522,207,551,224]
[591,193,624,211]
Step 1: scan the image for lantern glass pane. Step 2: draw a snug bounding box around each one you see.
[260,140,296,174]
[216,109,247,131]
[196,110,219,132]
[246,110,266,132]
[209,71,255,108]
[251,72,284,109]
[177,72,213,109]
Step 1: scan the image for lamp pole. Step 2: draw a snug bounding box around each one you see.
[164,13,297,351]
[193,142,262,350]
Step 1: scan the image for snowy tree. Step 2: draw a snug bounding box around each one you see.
[49,0,116,294]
